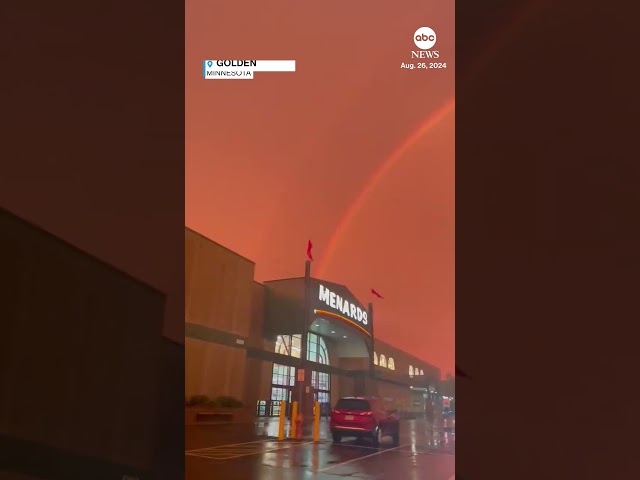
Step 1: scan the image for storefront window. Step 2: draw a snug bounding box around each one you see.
[307,332,329,365]
[312,370,331,416]
[275,334,302,358]
[420,369,424,376]
[373,352,378,365]
[379,354,387,368]
[312,371,330,391]
[275,336,288,355]
[292,335,301,357]
[308,334,331,416]
[388,358,395,370]
[272,363,296,386]
[271,333,331,417]
[275,333,329,363]
[271,386,289,401]
[270,387,291,417]
[409,365,414,377]
[317,392,330,403]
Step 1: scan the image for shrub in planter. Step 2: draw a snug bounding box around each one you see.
[186,395,243,409]
[214,396,243,408]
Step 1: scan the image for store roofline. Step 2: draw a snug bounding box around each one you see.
[185,226,256,265]
[374,339,442,376]
[184,227,443,377]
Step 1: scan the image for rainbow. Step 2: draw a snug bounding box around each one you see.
[307,0,552,382]
[316,97,455,276]
[316,0,553,278]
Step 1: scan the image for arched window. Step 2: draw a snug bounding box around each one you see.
[373,352,378,365]
[388,358,395,370]
[379,354,387,368]
[409,365,414,377]
[276,333,329,364]
[307,332,329,365]
[420,369,424,376]
[275,335,289,355]
[307,334,331,415]
[271,333,331,417]
[275,335,301,358]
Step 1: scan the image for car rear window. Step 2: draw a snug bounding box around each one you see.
[335,399,370,411]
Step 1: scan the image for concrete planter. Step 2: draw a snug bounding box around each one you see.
[185,406,254,425]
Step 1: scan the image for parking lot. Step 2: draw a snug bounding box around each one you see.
[186,419,454,480]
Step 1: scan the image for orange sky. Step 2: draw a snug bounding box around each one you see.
[186,0,455,375]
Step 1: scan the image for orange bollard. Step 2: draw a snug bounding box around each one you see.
[278,400,286,441]
[290,402,298,439]
[313,401,320,442]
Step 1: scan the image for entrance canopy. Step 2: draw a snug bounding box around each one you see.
[310,279,372,338]
[262,277,374,343]
[310,315,370,358]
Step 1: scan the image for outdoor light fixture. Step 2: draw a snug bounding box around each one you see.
[343,335,347,338]
[331,331,336,334]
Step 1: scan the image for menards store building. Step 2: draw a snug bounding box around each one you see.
[185,228,443,419]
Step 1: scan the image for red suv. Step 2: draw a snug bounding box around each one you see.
[330,397,400,447]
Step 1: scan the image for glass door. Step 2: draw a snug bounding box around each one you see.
[312,371,331,417]
[270,363,296,417]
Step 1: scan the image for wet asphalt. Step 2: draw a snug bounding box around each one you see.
[186,419,454,480]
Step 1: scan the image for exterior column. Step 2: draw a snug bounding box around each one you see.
[366,302,379,397]
[368,302,374,375]
[297,260,314,420]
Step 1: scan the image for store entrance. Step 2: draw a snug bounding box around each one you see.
[261,333,333,418]
[269,386,293,417]
[258,326,369,418]
[265,363,296,417]
[263,366,331,417]
[312,370,331,417]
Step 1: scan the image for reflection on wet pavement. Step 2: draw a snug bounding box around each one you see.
[186,419,454,479]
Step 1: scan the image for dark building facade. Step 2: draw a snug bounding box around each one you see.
[0,208,181,480]
[185,228,442,420]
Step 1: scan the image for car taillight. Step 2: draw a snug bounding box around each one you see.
[361,411,373,416]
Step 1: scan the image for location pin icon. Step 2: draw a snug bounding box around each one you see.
[207,61,213,67]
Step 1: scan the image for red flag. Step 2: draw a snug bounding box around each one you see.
[306,240,313,261]
[371,288,384,299]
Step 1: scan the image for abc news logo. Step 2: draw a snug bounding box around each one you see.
[412,26,440,59]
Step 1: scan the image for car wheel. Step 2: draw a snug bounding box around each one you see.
[371,427,382,448]
[332,433,342,443]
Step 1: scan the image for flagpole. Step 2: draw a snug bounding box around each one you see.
[299,259,311,419]
[368,302,375,378]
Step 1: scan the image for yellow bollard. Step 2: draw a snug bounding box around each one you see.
[278,400,286,441]
[313,401,320,442]
[290,401,298,439]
